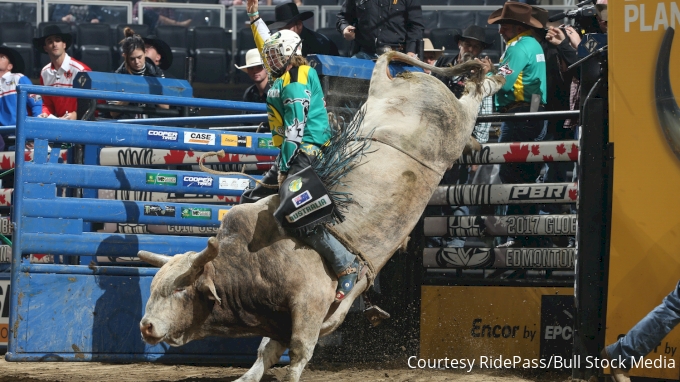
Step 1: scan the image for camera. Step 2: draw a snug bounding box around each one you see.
[548,0,604,34]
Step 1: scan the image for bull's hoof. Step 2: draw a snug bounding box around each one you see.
[364,305,391,327]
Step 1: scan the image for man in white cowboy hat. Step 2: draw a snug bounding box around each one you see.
[0,46,43,151]
[238,48,270,104]
[33,24,91,120]
[485,1,547,249]
[421,38,443,74]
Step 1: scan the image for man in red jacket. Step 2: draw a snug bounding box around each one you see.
[32,25,91,119]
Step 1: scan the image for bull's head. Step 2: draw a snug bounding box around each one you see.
[138,237,221,346]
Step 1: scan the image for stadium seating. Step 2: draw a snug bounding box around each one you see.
[305,0,340,5]
[420,10,440,34]
[438,10,476,30]
[76,23,113,72]
[429,28,461,51]
[0,22,36,77]
[155,25,189,50]
[192,26,228,82]
[0,3,15,24]
[167,48,188,79]
[484,0,507,5]
[317,27,350,57]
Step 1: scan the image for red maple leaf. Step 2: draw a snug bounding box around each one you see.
[163,150,186,164]
[0,155,12,170]
[569,188,578,201]
[502,143,531,162]
[0,194,7,205]
[531,145,540,156]
[218,153,236,163]
[543,155,554,162]
[60,150,68,162]
[556,143,566,155]
[24,152,32,162]
[568,144,579,161]
[186,151,194,157]
[216,195,225,201]
[256,155,276,162]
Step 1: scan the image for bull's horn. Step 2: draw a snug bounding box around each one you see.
[174,237,220,287]
[655,27,680,161]
[138,251,172,267]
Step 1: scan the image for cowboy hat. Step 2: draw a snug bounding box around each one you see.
[453,25,494,49]
[488,2,543,29]
[143,35,173,70]
[530,6,549,30]
[423,38,444,59]
[0,46,25,74]
[32,24,73,53]
[235,48,264,72]
[267,3,313,31]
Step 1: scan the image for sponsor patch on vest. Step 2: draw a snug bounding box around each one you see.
[292,190,312,208]
[498,64,513,77]
[286,195,330,223]
[182,175,214,188]
[221,134,252,147]
[218,177,250,190]
[184,132,215,145]
[288,178,302,192]
[268,88,280,98]
[147,130,178,142]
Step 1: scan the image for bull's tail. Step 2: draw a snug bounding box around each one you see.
[371,51,484,86]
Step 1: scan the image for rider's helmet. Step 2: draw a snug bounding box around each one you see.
[262,29,302,78]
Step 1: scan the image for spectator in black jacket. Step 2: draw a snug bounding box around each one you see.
[336,0,424,59]
[268,3,339,57]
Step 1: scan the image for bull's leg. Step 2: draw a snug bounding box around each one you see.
[235,337,286,382]
[283,304,326,382]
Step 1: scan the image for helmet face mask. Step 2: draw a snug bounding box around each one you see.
[262,30,302,78]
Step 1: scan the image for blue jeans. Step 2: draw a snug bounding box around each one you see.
[300,226,356,275]
[606,281,680,370]
[498,105,547,246]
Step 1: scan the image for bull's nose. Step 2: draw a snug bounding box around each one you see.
[140,318,155,338]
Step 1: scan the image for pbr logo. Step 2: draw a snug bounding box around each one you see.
[509,185,567,200]
[184,132,215,145]
[292,190,312,208]
[182,176,213,188]
[147,130,178,142]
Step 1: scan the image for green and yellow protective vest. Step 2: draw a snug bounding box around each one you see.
[495,30,547,109]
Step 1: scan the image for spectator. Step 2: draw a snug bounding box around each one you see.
[485,2,547,249]
[110,28,167,119]
[33,25,91,120]
[51,4,102,24]
[421,38,442,74]
[0,47,42,151]
[219,0,269,9]
[267,3,339,57]
[336,0,424,59]
[133,0,191,30]
[426,26,494,249]
[238,49,269,103]
[143,35,174,74]
[601,280,680,382]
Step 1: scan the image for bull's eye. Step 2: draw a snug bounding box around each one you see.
[174,288,185,294]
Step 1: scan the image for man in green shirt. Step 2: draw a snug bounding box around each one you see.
[487,2,548,248]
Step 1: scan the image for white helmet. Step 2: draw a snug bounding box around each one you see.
[262,29,302,78]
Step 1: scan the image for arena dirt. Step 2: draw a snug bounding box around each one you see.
[0,358,575,382]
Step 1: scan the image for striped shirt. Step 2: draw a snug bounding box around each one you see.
[39,53,91,117]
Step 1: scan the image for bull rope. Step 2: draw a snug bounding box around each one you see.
[370,137,443,177]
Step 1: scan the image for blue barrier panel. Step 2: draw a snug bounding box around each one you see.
[6,85,287,363]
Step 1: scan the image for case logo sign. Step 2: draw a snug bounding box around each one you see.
[218,177,250,190]
[147,130,178,142]
[143,205,176,217]
[181,207,212,220]
[182,176,214,188]
[1,280,11,344]
[184,132,215,145]
[221,134,252,147]
[146,173,177,186]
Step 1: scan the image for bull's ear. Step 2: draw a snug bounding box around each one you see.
[138,251,172,267]
[197,261,221,305]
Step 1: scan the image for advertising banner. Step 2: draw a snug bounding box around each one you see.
[608,1,680,379]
